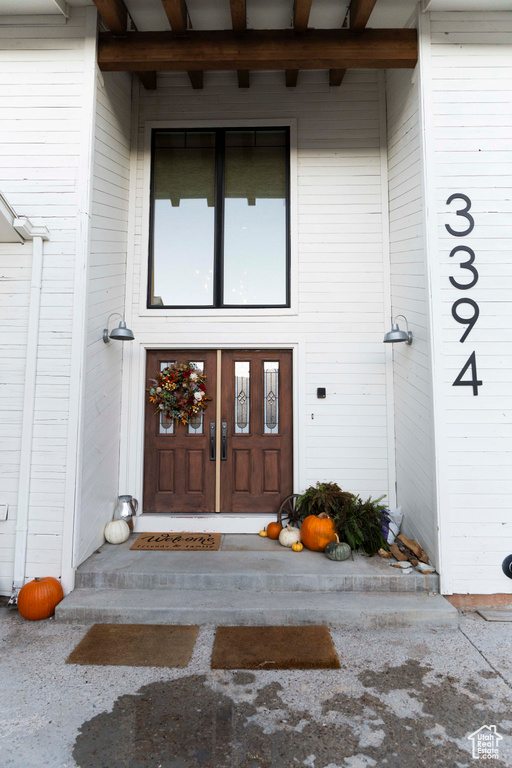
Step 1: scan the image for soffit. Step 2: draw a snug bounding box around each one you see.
[117,0,419,32]
[0,0,89,14]
[6,0,512,20]
[423,0,512,9]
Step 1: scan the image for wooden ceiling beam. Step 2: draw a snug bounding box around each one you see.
[237,70,250,88]
[287,0,314,88]
[98,29,418,72]
[350,0,378,33]
[93,0,127,35]
[329,0,377,85]
[161,0,188,35]
[161,0,203,88]
[136,71,157,90]
[293,0,314,33]
[286,69,298,87]
[187,70,203,89]
[230,0,246,32]
[230,1,249,88]
[92,0,158,90]
[329,68,346,86]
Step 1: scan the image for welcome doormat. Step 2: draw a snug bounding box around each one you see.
[66,624,199,667]
[211,626,341,670]
[130,532,222,551]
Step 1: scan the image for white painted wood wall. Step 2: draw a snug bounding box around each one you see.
[0,10,89,594]
[422,11,512,594]
[76,69,132,565]
[386,67,438,565]
[119,69,396,515]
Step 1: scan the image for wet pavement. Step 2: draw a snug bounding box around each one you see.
[1,608,511,767]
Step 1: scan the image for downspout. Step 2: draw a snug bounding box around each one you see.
[9,223,49,602]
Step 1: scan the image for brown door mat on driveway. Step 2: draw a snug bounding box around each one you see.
[211,625,341,670]
[66,624,199,667]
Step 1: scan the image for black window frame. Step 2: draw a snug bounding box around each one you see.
[148,126,291,310]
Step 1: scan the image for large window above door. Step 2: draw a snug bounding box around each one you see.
[149,128,290,309]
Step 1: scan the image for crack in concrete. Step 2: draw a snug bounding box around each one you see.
[458,626,512,693]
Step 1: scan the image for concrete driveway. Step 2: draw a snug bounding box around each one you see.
[1,608,511,767]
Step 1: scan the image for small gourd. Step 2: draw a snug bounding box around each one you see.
[278,524,301,548]
[325,534,351,562]
[266,522,283,540]
[292,541,303,552]
[104,518,130,545]
[259,529,268,537]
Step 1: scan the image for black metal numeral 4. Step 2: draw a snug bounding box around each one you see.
[452,351,482,396]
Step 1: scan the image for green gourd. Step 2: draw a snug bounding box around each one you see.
[325,534,351,562]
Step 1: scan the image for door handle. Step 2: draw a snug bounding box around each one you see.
[209,422,216,461]
[221,422,228,461]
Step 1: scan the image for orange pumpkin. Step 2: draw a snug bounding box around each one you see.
[17,577,64,621]
[301,513,337,552]
[266,522,283,540]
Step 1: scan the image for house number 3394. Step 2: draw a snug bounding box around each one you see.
[446,193,482,395]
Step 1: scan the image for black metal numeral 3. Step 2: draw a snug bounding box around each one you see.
[445,193,475,237]
[449,246,479,290]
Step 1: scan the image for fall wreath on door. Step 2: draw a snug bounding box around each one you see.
[148,363,211,425]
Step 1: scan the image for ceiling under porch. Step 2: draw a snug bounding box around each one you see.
[90,0,419,91]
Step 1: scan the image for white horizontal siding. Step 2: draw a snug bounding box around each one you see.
[76,70,132,566]
[429,12,512,593]
[386,67,438,566]
[0,9,88,594]
[123,69,392,503]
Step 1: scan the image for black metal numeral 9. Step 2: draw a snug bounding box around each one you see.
[451,298,479,343]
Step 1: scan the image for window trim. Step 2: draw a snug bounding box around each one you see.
[147,126,291,310]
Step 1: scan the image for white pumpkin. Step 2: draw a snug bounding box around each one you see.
[278,524,301,548]
[104,518,130,545]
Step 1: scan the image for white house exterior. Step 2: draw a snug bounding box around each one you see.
[1,0,511,600]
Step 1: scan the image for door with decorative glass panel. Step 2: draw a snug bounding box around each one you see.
[143,349,293,513]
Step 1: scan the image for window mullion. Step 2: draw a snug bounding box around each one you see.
[213,129,225,308]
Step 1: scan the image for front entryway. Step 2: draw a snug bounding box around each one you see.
[143,349,293,514]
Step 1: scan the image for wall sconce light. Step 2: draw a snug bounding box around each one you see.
[383,314,412,345]
[103,313,135,343]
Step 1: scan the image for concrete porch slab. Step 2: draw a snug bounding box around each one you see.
[74,534,440,593]
[57,535,455,628]
[55,589,457,629]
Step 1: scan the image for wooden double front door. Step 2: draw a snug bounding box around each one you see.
[143,349,293,514]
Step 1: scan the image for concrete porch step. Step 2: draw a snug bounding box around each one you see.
[75,537,440,594]
[55,588,457,629]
